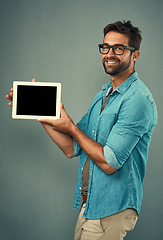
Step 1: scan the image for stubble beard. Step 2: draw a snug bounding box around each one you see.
[102,57,132,76]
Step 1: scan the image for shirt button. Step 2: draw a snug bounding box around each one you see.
[79,187,82,190]
[81,168,83,170]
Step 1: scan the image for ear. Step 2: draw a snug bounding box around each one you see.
[132,50,140,62]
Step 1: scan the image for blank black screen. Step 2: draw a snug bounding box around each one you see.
[16,85,57,116]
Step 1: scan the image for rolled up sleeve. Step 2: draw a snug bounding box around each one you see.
[104,94,153,169]
[103,145,120,169]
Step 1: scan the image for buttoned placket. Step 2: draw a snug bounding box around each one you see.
[83,87,113,217]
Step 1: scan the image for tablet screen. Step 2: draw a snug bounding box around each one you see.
[12,82,61,119]
[17,85,57,116]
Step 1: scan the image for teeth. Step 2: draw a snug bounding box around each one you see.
[107,61,116,63]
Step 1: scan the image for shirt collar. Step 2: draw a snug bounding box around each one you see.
[102,72,138,95]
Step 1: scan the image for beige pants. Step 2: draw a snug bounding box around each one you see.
[74,203,138,240]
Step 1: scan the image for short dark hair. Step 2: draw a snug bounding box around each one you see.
[103,20,142,50]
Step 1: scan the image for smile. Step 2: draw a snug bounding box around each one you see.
[107,61,116,63]
[105,60,118,64]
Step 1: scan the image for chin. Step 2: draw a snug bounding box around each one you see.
[104,67,119,76]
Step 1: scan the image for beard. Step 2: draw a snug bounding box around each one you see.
[102,56,132,76]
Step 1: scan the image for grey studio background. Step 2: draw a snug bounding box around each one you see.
[0,0,163,239]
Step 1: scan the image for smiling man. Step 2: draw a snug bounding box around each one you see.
[6,20,157,240]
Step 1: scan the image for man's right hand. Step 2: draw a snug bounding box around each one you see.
[6,78,36,107]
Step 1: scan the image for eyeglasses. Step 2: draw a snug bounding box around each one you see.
[98,43,136,55]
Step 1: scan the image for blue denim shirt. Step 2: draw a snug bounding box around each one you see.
[73,72,157,219]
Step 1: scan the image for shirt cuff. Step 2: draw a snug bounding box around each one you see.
[103,145,121,169]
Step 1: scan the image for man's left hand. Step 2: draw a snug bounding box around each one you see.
[38,103,74,135]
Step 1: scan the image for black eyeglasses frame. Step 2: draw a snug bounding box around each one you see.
[98,43,136,55]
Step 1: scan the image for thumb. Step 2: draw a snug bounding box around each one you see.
[32,78,36,82]
[60,103,65,112]
[60,103,68,116]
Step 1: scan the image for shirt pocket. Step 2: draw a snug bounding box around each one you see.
[97,113,117,145]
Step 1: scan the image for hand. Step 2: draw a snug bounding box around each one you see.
[38,103,75,135]
[6,88,13,107]
[6,78,36,107]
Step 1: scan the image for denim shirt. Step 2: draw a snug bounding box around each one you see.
[73,72,157,220]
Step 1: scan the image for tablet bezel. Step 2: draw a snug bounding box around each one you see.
[12,81,61,120]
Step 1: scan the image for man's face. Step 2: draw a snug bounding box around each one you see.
[102,31,134,76]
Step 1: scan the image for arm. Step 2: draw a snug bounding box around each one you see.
[71,124,117,174]
[41,123,74,158]
[38,103,117,174]
[103,94,155,170]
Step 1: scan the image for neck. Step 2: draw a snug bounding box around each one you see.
[110,68,135,91]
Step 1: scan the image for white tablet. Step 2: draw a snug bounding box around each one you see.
[12,81,61,120]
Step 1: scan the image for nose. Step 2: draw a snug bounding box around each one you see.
[102,48,115,61]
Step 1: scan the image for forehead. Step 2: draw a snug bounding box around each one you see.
[103,31,129,46]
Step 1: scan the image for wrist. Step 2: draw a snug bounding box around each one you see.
[70,123,78,137]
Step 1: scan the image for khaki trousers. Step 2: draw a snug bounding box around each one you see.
[74,203,138,240]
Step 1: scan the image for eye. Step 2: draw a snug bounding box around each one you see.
[114,46,123,51]
[103,46,109,50]
[100,45,109,53]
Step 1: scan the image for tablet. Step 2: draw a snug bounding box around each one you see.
[12,81,61,120]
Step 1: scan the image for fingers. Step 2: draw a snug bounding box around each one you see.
[8,102,13,107]
[6,94,12,101]
[32,78,36,82]
[6,94,13,107]
[6,88,13,98]
[6,88,13,107]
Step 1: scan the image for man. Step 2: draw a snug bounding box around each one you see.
[6,20,157,240]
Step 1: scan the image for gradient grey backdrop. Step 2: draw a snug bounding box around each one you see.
[1,0,163,239]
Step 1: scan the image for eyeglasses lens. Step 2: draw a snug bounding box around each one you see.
[113,45,124,55]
